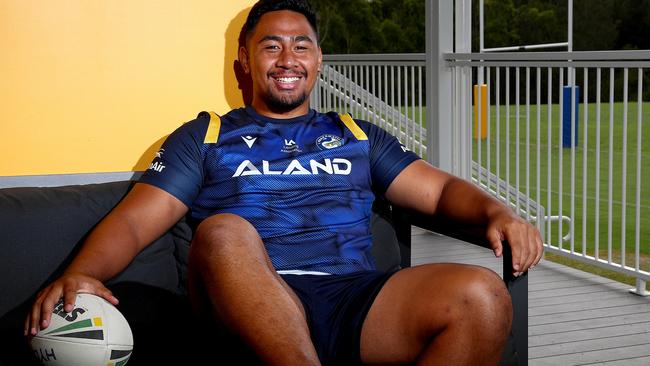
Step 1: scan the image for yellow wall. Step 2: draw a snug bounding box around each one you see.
[0,0,256,176]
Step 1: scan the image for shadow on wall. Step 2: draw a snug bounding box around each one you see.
[132,7,253,172]
[225,7,254,108]
[132,135,169,173]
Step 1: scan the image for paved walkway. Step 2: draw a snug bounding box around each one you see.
[410,228,650,366]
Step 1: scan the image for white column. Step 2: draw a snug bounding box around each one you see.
[425,0,454,171]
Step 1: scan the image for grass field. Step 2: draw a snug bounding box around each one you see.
[470,102,650,273]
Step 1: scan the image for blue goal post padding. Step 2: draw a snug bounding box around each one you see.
[562,85,580,148]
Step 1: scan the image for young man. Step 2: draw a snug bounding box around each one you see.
[27,0,543,364]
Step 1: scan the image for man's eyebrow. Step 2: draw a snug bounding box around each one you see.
[294,35,314,43]
[259,35,315,44]
[259,35,283,43]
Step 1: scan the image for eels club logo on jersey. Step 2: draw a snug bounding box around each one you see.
[316,134,344,150]
[232,158,352,177]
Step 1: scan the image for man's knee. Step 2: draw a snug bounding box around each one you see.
[465,266,511,301]
[453,266,512,330]
[193,213,258,244]
[190,213,262,260]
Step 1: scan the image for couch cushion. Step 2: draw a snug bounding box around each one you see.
[0,181,179,319]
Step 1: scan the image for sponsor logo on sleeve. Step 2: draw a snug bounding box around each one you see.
[148,148,166,172]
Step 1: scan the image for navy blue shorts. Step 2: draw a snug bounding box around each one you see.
[280,270,396,365]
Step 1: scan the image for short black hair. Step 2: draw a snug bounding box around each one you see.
[245,0,318,40]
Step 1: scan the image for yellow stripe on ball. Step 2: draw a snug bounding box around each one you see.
[93,317,103,326]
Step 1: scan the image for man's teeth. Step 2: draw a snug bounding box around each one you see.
[276,77,300,83]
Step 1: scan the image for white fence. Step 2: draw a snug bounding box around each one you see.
[447,51,649,295]
[314,51,650,295]
[312,54,427,158]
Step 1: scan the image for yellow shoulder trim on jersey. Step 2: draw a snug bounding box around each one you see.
[339,113,368,141]
[203,111,221,144]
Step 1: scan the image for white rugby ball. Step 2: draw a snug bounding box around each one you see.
[30,293,133,366]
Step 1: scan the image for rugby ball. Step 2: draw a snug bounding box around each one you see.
[30,293,133,366]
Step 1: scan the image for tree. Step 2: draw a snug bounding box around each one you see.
[616,0,650,50]
[573,0,619,50]
[478,0,521,50]
[310,0,424,54]
[311,0,648,54]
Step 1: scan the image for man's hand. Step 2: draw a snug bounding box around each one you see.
[24,273,118,336]
[486,210,544,276]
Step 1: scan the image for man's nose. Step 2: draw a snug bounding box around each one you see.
[276,48,296,68]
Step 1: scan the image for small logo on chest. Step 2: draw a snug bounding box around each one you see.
[316,135,344,150]
[241,136,257,148]
[281,139,302,153]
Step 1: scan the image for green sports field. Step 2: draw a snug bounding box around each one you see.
[471,102,650,269]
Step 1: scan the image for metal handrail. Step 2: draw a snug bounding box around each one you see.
[446,50,650,61]
[471,162,572,243]
[318,65,427,151]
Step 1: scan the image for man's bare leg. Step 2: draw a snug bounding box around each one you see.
[360,264,512,365]
[188,213,320,366]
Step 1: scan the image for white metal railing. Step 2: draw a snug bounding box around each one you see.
[311,51,649,295]
[312,54,427,158]
[446,50,650,295]
[472,162,572,243]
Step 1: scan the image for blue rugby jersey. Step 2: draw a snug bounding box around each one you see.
[139,107,420,274]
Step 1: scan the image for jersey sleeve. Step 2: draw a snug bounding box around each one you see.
[359,121,421,195]
[138,115,208,207]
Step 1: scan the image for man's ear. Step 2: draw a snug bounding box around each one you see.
[317,46,323,72]
[239,46,250,74]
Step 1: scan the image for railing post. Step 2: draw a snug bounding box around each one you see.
[456,0,472,179]
[425,0,453,171]
[629,279,650,297]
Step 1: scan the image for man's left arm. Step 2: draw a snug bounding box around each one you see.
[384,159,543,276]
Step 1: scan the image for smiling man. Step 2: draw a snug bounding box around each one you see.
[241,9,319,117]
[26,0,543,365]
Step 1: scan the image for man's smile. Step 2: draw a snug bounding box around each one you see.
[270,73,305,90]
[275,76,300,83]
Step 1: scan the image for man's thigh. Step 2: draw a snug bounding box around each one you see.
[359,263,510,364]
[186,251,308,325]
[186,213,308,324]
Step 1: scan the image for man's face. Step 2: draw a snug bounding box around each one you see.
[240,10,322,117]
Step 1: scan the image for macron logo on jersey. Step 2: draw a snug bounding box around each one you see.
[232,158,351,177]
[242,136,257,148]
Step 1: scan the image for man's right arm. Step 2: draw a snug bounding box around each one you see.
[25,183,188,335]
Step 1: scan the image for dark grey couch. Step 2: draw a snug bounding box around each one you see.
[0,181,527,365]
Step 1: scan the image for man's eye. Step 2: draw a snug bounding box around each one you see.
[265,45,280,50]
